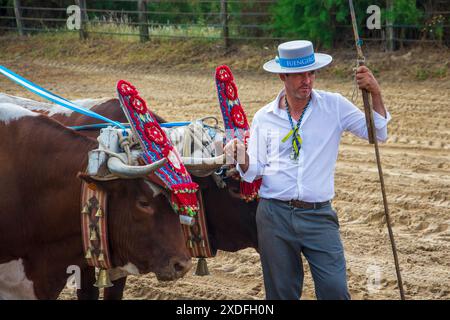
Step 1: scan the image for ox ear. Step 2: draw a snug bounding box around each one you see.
[143,180,170,200]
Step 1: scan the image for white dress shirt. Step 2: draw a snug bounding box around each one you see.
[237,88,391,202]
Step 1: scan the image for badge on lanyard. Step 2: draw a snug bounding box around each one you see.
[282,128,303,162]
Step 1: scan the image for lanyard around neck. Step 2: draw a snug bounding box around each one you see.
[281,95,312,159]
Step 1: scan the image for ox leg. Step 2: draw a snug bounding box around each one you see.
[76,267,99,300]
[103,277,127,300]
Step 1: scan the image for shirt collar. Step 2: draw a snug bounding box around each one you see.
[267,88,322,117]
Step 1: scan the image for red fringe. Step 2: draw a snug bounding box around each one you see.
[171,182,199,216]
[240,179,262,202]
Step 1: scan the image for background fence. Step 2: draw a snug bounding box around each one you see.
[0,0,449,51]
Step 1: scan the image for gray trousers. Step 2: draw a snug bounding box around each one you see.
[256,198,351,300]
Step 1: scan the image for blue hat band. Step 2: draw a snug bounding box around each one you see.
[275,53,315,68]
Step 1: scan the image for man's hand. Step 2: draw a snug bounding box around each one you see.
[356,66,381,96]
[224,138,249,172]
[356,66,386,118]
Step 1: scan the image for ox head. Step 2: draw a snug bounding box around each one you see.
[78,152,192,281]
[174,122,259,252]
[184,162,259,252]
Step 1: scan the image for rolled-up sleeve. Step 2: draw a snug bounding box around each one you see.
[236,115,267,182]
[337,93,391,142]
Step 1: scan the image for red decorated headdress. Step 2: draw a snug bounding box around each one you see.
[214,65,262,201]
[117,80,199,216]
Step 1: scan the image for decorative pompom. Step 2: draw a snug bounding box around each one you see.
[230,104,248,128]
[143,122,167,145]
[129,95,148,114]
[117,80,138,97]
[215,65,234,83]
[225,82,238,101]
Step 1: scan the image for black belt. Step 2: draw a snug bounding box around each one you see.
[272,199,331,210]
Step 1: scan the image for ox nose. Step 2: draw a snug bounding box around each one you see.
[170,256,192,277]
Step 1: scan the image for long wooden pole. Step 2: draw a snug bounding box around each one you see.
[386,0,395,52]
[348,0,405,300]
[221,0,229,50]
[138,0,149,43]
[13,0,24,36]
[75,0,88,40]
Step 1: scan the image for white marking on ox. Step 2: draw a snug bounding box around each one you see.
[0,93,109,117]
[119,263,140,276]
[0,102,38,124]
[73,98,109,109]
[0,259,37,300]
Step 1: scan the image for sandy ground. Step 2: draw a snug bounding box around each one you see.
[1,59,449,300]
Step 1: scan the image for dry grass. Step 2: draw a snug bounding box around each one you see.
[0,32,449,82]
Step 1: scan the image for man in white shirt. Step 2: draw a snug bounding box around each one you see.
[224,40,391,300]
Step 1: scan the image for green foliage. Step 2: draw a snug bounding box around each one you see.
[415,66,448,80]
[270,0,376,48]
[270,0,426,48]
[384,0,423,25]
[422,14,446,41]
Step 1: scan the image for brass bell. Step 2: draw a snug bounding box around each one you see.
[194,257,209,276]
[187,239,194,249]
[98,251,105,262]
[85,248,92,259]
[81,204,90,215]
[200,239,206,248]
[95,208,103,218]
[90,228,98,241]
[95,268,113,288]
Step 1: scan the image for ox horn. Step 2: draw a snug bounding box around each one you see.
[181,154,226,172]
[107,157,167,179]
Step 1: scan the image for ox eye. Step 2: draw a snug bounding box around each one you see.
[137,199,151,208]
[135,197,156,217]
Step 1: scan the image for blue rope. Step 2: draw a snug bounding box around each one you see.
[69,121,191,131]
[0,65,126,130]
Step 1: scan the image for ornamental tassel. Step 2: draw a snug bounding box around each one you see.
[240,179,262,202]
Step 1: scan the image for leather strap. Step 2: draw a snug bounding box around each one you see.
[287,199,331,210]
[181,189,215,258]
[81,181,113,269]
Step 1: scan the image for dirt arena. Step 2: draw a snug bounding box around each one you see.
[1,58,449,300]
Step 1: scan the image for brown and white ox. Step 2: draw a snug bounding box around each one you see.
[0,102,192,299]
[2,94,259,300]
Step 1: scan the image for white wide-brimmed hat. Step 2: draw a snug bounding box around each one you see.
[263,40,332,73]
